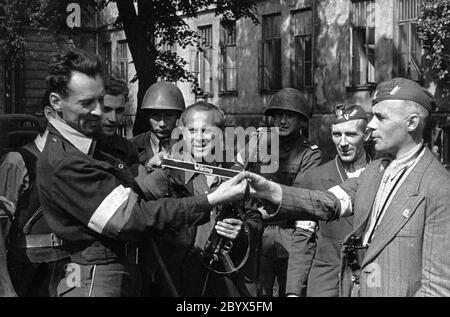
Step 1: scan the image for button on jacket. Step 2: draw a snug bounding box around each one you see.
[37,121,212,265]
[277,148,450,296]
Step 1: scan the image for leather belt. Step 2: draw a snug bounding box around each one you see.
[9,233,64,249]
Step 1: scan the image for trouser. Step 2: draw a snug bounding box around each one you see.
[7,258,68,297]
[259,226,294,297]
[56,262,142,297]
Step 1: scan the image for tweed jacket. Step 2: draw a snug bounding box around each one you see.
[278,148,450,296]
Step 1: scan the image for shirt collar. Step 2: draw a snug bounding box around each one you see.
[34,129,49,153]
[385,142,425,179]
[149,131,160,155]
[48,117,93,155]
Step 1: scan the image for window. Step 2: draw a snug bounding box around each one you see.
[259,14,282,92]
[219,21,237,93]
[292,9,313,89]
[103,42,112,78]
[117,40,128,81]
[194,25,213,95]
[397,0,423,81]
[350,0,375,85]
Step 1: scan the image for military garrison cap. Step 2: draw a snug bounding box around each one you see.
[372,77,436,113]
[333,104,368,124]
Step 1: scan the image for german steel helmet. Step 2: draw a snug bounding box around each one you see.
[265,88,310,119]
[141,81,186,112]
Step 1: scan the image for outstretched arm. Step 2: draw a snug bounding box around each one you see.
[245,171,358,221]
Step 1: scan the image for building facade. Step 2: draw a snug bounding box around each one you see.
[1,0,449,164]
[174,0,450,161]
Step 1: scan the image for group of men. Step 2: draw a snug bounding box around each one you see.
[0,46,449,297]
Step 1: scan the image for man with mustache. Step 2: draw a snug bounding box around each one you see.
[258,88,322,297]
[37,48,247,297]
[287,104,369,297]
[244,78,450,296]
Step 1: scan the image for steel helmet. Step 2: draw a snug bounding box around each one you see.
[141,81,185,112]
[265,88,310,119]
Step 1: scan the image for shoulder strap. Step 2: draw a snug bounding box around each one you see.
[13,145,42,235]
[15,145,38,184]
[289,136,316,176]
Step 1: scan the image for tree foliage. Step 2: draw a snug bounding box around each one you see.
[1,0,259,133]
[417,0,450,80]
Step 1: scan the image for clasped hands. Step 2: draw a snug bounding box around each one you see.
[206,171,282,210]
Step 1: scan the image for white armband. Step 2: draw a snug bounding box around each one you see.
[327,185,353,217]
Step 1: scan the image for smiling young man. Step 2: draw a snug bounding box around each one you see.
[244,78,450,297]
[96,78,139,173]
[143,102,263,297]
[286,104,369,297]
[37,48,246,297]
[257,88,322,297]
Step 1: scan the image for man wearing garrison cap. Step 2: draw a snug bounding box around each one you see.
[286,104,371,297]
[244,78,450,296]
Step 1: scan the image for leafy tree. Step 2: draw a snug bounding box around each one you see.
[0,0,259,134]
[417,0,450,81]
[107,0,259,135]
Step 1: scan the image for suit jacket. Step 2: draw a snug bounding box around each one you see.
[294,156,354,297]
[141,167,263,297]
[279,148,450,296]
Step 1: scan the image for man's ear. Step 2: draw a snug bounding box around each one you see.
[407,113,420,132]
[49,92,62,112]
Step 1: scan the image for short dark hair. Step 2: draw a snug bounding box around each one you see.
[46,48,103,98]
[104,77,129,101]
[181,102,225,128]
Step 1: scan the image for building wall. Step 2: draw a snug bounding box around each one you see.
[0,1,97,117]
[176,0,450,160]
[98,2,138,138]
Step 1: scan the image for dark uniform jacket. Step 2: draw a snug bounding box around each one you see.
[255,132,321,297]
[96,133,140,176]
[143,166,263,297]
[37,123,212,265]
[259,133,322,187]
[294,156,354,297]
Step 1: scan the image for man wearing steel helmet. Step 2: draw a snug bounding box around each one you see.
[244,78,450,296]
[257,88,322,297]
[36,48,247,297]
[131,81,185,169]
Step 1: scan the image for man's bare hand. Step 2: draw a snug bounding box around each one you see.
[146,151,169,170]
[215,218,243,240]
[207,173,247,206]
[244,171,282,205]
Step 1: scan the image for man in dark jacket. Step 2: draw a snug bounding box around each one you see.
[37,48,247,297]
[130,81,185,169]
[96,77,139,174]
[287,104,369,297]
[257,88,321,297]
[143,102,263,297]
[0,96,69,297]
